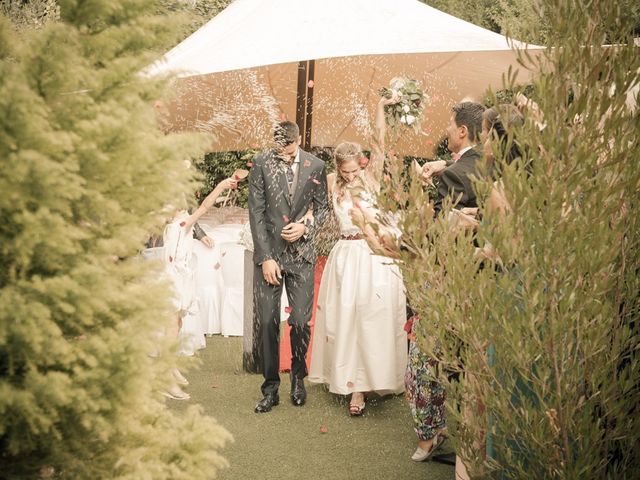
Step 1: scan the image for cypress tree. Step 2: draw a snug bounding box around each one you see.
[0,2,230,478]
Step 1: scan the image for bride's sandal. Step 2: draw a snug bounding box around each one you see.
[349,402,365,416]
[349,393,366,416]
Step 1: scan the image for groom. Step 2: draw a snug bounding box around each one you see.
[248,121,329,413]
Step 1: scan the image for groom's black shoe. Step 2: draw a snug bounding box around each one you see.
[291,377,307,406]
[255,393,279,413]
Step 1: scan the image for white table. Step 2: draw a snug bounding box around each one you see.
[146,219,290,358]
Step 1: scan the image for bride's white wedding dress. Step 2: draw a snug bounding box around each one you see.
[309,191,407,395]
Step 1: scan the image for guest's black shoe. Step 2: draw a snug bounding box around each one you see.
[290,377,307,406]
[254,393,279,413]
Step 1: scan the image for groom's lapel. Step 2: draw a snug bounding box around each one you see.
[291,152,312,209]
[267,152,291,207]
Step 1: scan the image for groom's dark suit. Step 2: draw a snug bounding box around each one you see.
[249,148,329,395]
[433,148,482,216]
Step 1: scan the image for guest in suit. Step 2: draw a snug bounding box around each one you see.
[422,101,486,216]
[249,121,329,413]
[451,104,525,230]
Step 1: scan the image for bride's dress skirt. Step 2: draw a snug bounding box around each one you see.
[309,238,407,395]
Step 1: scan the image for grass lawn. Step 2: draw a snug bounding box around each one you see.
[170,335,454,480]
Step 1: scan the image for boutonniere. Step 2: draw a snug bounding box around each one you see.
[303,159,311,168]
[311,177,321,185]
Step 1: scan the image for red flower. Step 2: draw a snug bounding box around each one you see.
[404,314,419,334]
[359,156,369,168]
[303,159,311,168]
[246,161,254,168]
[285,306,293,314]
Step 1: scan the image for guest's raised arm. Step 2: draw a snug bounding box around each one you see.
[182,177,238,232]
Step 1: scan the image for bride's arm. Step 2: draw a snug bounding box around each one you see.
[367,94,400,185]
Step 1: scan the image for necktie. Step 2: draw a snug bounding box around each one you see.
[286,164,295,195]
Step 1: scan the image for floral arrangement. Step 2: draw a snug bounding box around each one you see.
[379,77,428,133]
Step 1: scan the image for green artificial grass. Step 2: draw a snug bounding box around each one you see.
[170,335,454,480]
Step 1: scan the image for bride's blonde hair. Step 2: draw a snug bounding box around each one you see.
[334,141,373,202]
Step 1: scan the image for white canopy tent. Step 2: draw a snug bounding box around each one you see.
[148,0,541,157]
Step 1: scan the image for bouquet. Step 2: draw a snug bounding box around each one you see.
[379,77,428,133]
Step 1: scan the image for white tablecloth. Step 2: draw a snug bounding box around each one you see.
[194,224,245,337]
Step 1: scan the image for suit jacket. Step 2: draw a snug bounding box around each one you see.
[433,148,482,216]
[248,148,329,265]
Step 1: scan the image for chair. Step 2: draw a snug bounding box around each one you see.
[193,224,244,335]
[218,242,246,336]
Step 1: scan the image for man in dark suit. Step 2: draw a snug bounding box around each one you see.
[422,101,486,216]
[248,121,329,413]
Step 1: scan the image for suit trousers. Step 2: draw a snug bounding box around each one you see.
[254,247,314,395]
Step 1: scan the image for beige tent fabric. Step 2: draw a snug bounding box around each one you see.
[151,0,542,157]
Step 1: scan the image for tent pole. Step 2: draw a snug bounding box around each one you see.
[295,60,315,150]
[304,59,315,150]
[295,61,307,145]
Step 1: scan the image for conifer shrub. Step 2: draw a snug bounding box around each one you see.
[0,2,231,478]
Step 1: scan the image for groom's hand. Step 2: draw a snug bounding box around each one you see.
[262,259,282,286]
[281,223,305,243]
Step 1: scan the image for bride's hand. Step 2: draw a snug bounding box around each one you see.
[349,206,366,226]
[380,91,401,106]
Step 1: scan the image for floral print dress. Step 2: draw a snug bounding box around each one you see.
[404,316,446,441]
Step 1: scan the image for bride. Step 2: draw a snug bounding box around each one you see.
[308,96,407,416]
